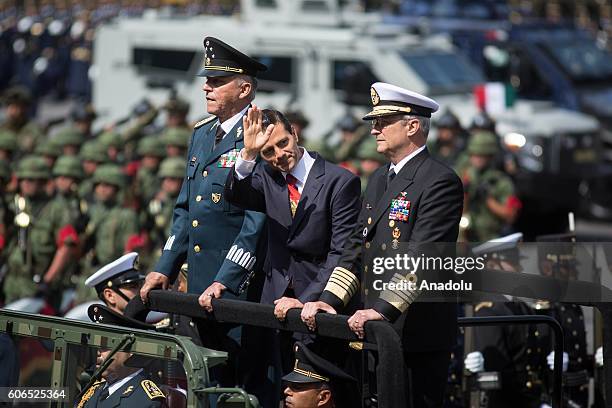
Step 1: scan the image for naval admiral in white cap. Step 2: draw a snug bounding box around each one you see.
[302,82,464,408]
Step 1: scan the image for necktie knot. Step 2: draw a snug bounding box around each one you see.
[286,173,298,187]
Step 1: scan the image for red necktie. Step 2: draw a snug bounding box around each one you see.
[286,174,301,217]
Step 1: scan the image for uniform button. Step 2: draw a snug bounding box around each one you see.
[527,348,532,354]
[381,243,387,250]
[194,245,201,253]
[575,344,580,350]
[196,195,202,202]
[189,321,195,327]
[534,331,539,337]
[203,170,208,177]
[192,220,199,227]
[389,220,395,228]
[526,381,532,389]
[365,242,371,249]
[364,266,368,273]
[572,330,577,336]
[567,317,572,324]
[578,357,583,363]
[367,217,372,225]
[451,374,456,380]
[526,365,531,370]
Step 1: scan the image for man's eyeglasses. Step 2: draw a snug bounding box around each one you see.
[370,116,404,130]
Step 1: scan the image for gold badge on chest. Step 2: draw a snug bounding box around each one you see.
[211,193,221,204]
[392,227,401,249]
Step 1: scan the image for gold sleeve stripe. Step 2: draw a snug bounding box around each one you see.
[380,273,421,313]
[333,267,359,290]
[325,267,359,306]
[330,270,359,293]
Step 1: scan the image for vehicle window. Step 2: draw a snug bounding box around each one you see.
[132,48,197,73]
[3,334,52,388]
[255,0,277,7]
[540,40,612,82]
[508,47,553,99]
[332,60,380,105]
[401,51,484,94]
[301,0,331,12]
[252,55,294,92]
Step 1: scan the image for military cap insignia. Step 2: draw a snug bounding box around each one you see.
[141,380,165,400]
[212,193,222,204]
[206,57,211,66]
[370,87,380,106]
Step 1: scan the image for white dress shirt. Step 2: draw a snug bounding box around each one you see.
[388,145,427,175]
[107,368,143,397]
[215,105,250,140]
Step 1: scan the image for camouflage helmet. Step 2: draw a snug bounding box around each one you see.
[53,156,83,179]
[137,136,166,157]
[164,96,190,115]
[80,140,107,163]
[92,164,126,188]
[0,161,11,181]
[0,130,18,152]
[16,155,51,179]
[436,109,461,129]
[3,86,32,106]
[158,157,186,179]
[467,131,499,155]
[161,128,190,149]
[52,128,83,148]
[35,139,62,157]
[356,137,385,162]
[97,131,123,149]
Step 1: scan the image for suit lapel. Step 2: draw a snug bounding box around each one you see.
[288,154,325,238]
[204,119,243,167]
[369,149,429,230]
[265,165,294,228]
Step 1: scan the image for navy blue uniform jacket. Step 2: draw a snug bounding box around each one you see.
[225,153,361,304]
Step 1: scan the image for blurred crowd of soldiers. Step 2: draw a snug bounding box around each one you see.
[0,0,240,103]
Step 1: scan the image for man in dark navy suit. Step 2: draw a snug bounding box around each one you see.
[225,106,361,404]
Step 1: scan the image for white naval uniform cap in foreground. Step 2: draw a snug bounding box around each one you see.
[363,82,440,120]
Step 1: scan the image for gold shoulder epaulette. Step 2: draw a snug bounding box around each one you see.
[475,302,493,313]
[141,379,165,400]
[194,116,216,129]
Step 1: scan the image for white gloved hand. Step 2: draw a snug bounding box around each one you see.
[546,351,569,372]
[464,351,485,373]
[596,346,604,367]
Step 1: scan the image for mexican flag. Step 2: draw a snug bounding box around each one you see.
[474,82,516,115]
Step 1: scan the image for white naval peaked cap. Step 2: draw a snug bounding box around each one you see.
[363,82,439,120]
[85,252,142,289]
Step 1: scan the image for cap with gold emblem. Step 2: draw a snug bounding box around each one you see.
[282,342,356,384]
[85,252,144,295]
[197,36,267,77]
[363,82,439,120]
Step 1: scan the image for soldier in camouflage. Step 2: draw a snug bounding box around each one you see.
[51,127,82,156]
[0,86,44,156]
[456,131,521,242]
[133,136,165,205]
[77,164,139,303]
[79,140,107,203]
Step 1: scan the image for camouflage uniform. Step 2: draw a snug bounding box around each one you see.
[77,165,138,303]
[79,140,107,202]
[134,136,165,205]
[457,132,520,242]
[3,156,71,308]
[0,87,44,156]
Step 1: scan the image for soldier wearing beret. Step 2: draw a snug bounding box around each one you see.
[302,82,464,408]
